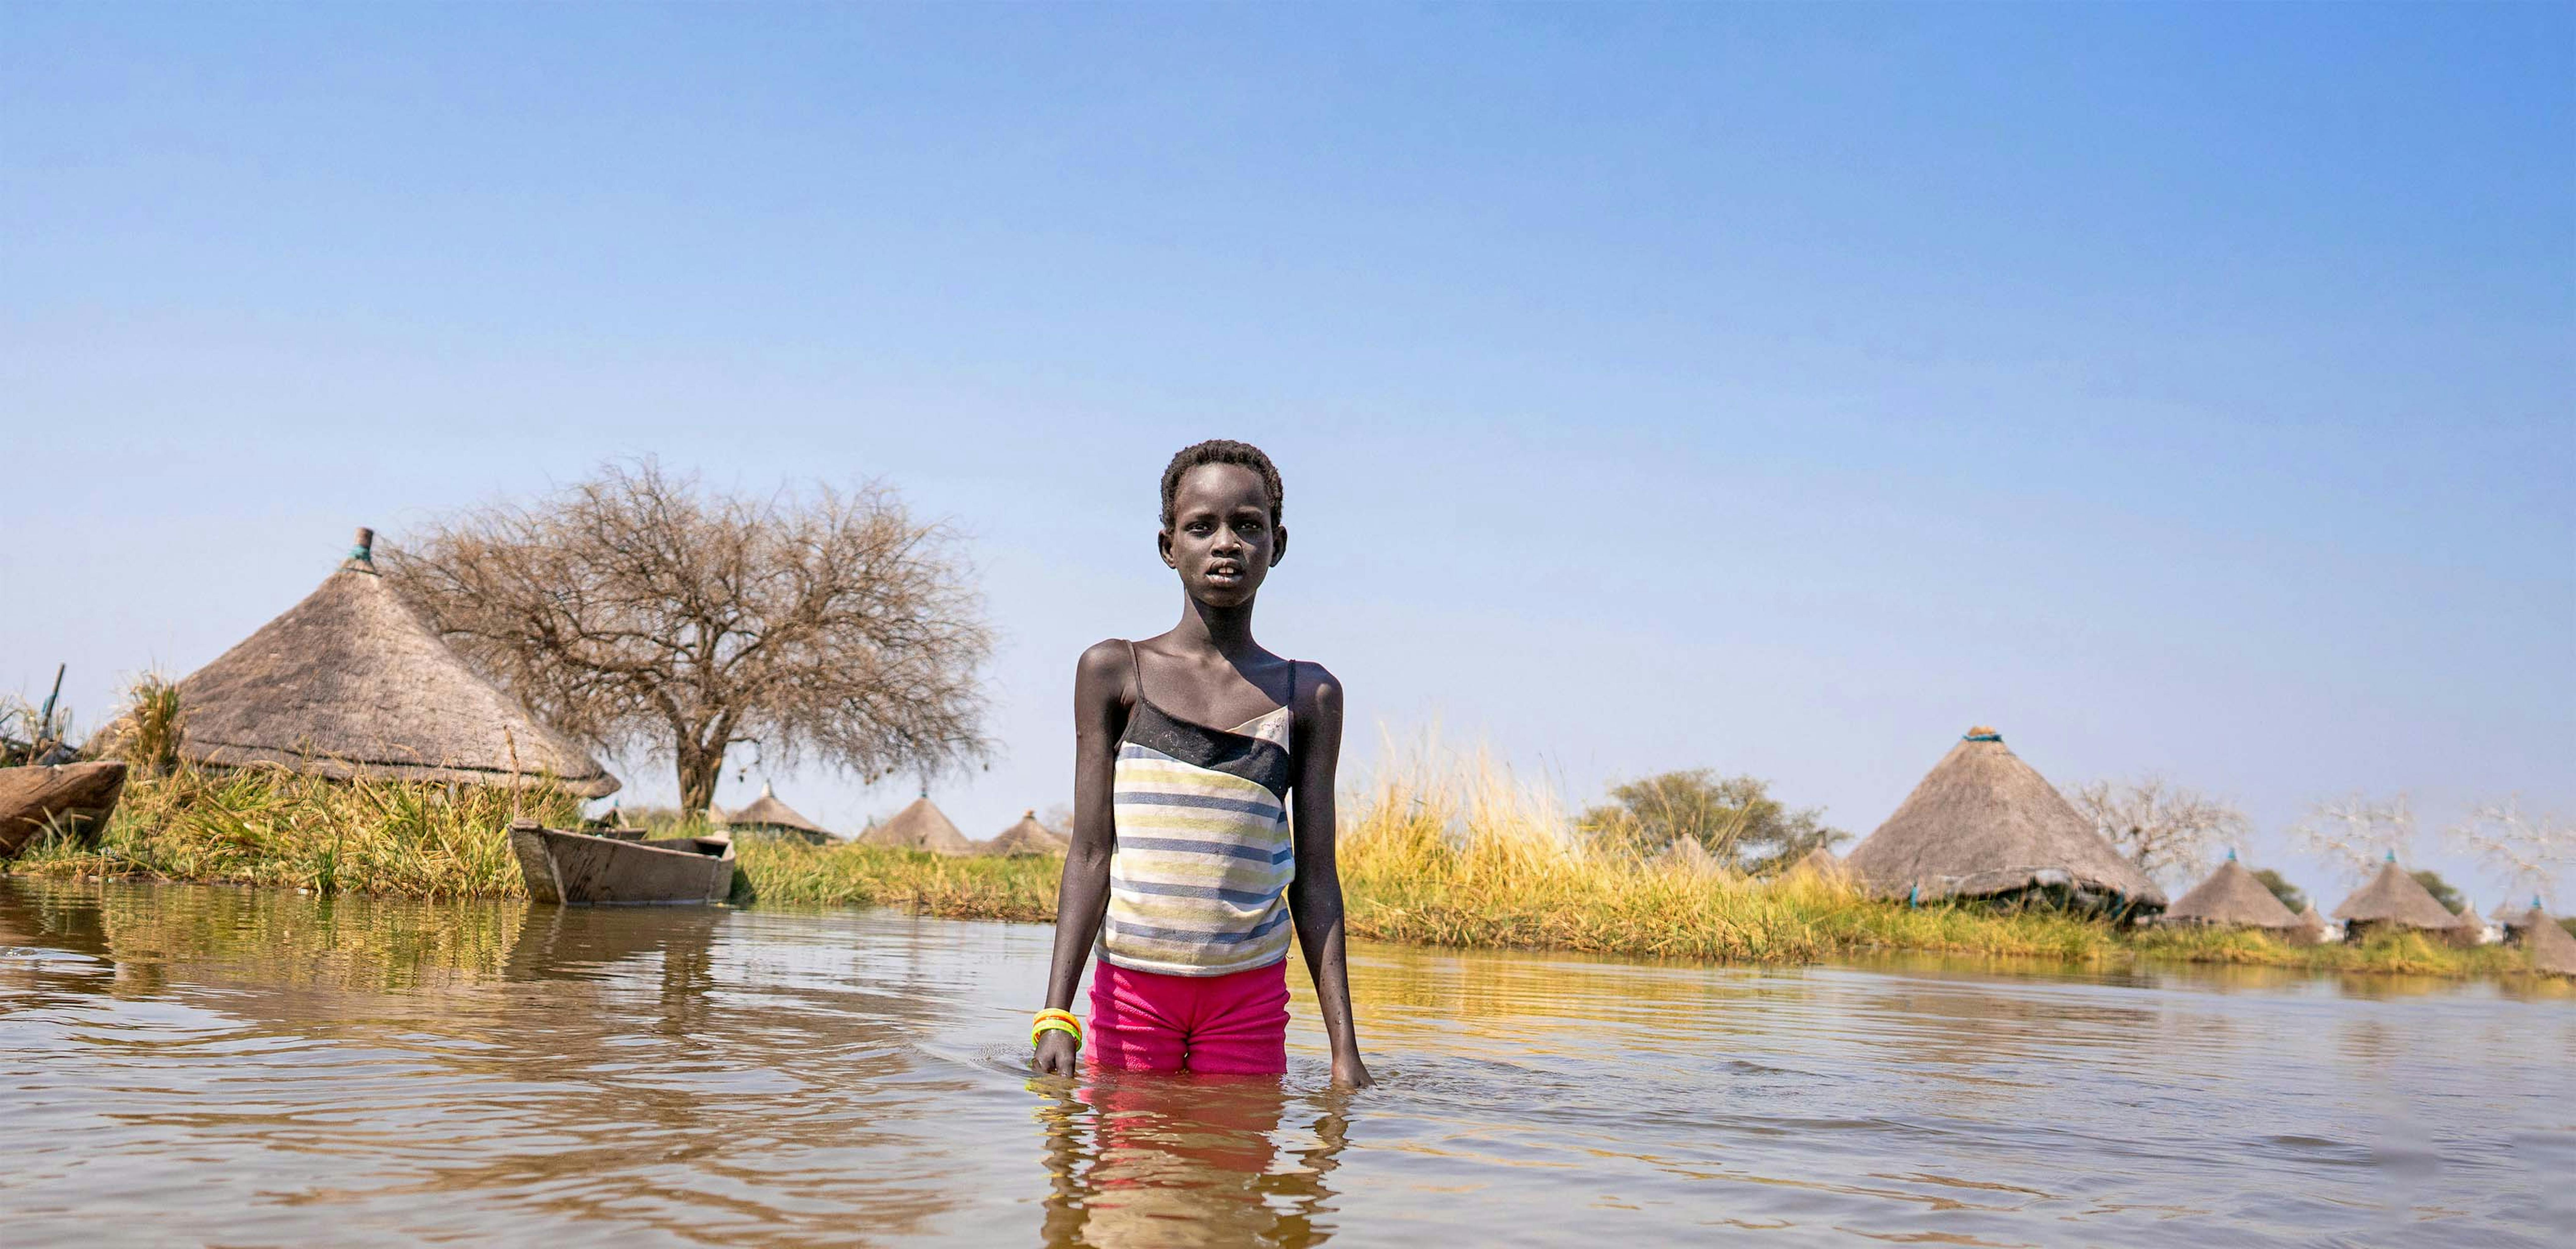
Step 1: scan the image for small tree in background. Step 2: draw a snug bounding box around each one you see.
[2250,868,2306,913]
[1579,770,1845,872]
[387,458,995,816]
[2290,792,2415,884]
[2445,797,2572,911]
[2063,775,2251,891]
[2411,869,2467,915]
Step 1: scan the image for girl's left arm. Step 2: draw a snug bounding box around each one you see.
[1287,663,1371,1089]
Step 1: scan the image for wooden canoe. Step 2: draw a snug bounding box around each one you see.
[0,761,128,859]
[510,818,735,906]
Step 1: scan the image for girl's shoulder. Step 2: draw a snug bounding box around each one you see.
[1287,658,1341,719]
[1074,638,1141,705]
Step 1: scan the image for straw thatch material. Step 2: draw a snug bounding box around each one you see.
[2165,858,2301,930]
[983,810,1070,856]
[721,782,833,844]
[2493,899,2550,940]
[2329,860,2459,934]
[2447,902,2491,947]
[857,796,976,856]
[91,531,616,797]
[1656,836,1726,878]
[2290,904,2334,946]
[1783,846,1847,882]
[2513,908,2576,976]
[1841,729,2166,910]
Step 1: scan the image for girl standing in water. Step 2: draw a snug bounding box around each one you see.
[1031,440,1370,1087]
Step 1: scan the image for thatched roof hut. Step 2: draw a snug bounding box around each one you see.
[2289,903,2334,946]
[91,529,616,797]
[720,782,833,844]
[1782,845,1848,882]
[2329,858,2458,936]
[1656,836,1726,878]
[2514,908,2576,976]
[2447,901,2491,946]
[984,810,1070,856]
[1841,728,2165,912]
[2493,897,2550,939]
[856,795,976,856]
[2165,854,2301,930]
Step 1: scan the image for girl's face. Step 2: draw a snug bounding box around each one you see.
[1161,463,1283,608]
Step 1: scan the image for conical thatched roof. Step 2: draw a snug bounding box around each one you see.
[2166,857,2301,929]
[2522,909,2576,976]
[2291,903,2334,944]
[91,530,615,797]
[1784,846,1847,881]
[2449,901,2489,943]
[984,810,1070,856]
[857,796,975,856]
[1842,729,2165,909]
[2493,895,2545,922]
[2329,859,2458,930]
[722,782,832,841]
[1656,836,1726,877]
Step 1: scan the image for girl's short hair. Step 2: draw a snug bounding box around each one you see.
[1160,440,1283,528]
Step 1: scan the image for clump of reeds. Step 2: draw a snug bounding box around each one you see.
[114,671,186,776]
[1332,737,2113,961]
[12,765,580,898]
[732,838,1063,920]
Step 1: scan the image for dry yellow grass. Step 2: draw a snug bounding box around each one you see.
[5,750,2553,980]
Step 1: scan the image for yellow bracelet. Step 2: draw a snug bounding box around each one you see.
[1032,1014,1082,1047]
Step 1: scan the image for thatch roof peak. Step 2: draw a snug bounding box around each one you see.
[2328,859,2458,929]
[2167,858,2301,929]
[985,809,1070,856]
[723,781,831,839]
[93,528,616,797]
[2522,908,2576,976]
[1842,731,2165,908]
[857,795,975,855]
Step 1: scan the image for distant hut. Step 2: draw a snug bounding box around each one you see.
[2289,903,2336,946]
[2447,901,2493,947]
[2512,907,2576,976]
[2492,896,2549,941]
[857,794,977,856]
[1781,845,1848,883]
[984,810,1071,857]
[720,782,834,845]
[1841,727,2166,915]
[2329,856,2460,940]
[1656,836,1726,878]
[87,528,615,797]
[2164,852,2301,931]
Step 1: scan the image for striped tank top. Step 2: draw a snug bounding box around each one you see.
[1100,644,1297,977]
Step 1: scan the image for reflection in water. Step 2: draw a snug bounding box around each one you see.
[1034,1074,1349,1248]
[3,877,2569,1249]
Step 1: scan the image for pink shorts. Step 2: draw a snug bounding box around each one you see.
[1088,959,1290,1075]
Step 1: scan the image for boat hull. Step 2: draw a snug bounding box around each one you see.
[0,762,128,859]
[510,819,735,906]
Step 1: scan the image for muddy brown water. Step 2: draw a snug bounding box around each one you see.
[1,878,2568,1247]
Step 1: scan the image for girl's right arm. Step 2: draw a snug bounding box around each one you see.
[1033,640,1132,1076]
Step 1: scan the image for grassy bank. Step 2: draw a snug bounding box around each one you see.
[7,762,2557,981]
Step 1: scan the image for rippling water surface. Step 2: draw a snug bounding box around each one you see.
[2,878,2569,1247]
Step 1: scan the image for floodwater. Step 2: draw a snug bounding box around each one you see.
[1,880,2568,1248]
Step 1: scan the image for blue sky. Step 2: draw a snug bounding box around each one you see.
[5,4,2569,906]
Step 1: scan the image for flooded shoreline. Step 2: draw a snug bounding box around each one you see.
[4,878,2569,1246]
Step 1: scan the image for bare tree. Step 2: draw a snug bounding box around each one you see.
[2062,775,2250,890]
[2446,796,2573,910]
[2289,791,2415,884]
[385,459,994,815]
